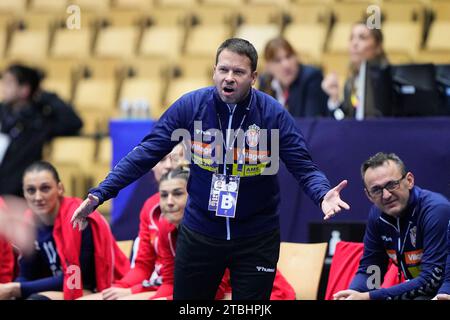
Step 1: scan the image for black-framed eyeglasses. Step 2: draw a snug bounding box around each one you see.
[365,174,407,198]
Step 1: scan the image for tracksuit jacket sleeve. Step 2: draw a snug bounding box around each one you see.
[437,220,450,295]
[89,98,190,204]
[277,110,331,206]
[350,209,389,292]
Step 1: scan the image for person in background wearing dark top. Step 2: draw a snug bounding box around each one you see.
[322,22,389,120]
[259,37,329,118]
[0,161,129,300]
[0,64,83,197]
[334,152,450,300]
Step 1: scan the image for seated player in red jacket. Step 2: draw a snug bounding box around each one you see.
[144,165,228,300]
[0,161,130,300]
[79,144,185,300]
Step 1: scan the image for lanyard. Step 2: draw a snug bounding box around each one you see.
[216,112,247,152]
[215,91,253,174]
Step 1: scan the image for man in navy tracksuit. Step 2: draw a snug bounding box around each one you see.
[71,38,350,300]
[334,152,450,300]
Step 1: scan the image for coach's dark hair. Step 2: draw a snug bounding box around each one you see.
[216,38,258,72]
[4,64,45,97]
[23,161,61,183]
[159,164,190,184]
[361,152,407,179]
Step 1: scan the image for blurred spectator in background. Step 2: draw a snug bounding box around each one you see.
[259,37,329,118]
[0,64,83,197]
[322,22,389,120]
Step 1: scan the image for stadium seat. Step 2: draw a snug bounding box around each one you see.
[29,0,68,12]
[139,26,185,59]
[117,240,134,258]
[247,0,290,5]
[383,22,422,61]
[425,22,450,52]
[156,0,197,7]
[331,1,371,24]
[119,77,165,119]
[0,0,27,13]
[184,7,233,58]
[277,242,327,300]
[326,22,352,53]
[164,58,212,107]
[8,29,50,61]
[51,27,91,59]
[235,24,281,57]
[284,24,328,65]
[113,0,154,11]
[95,26,140,58]
[47,137,97,198]
[41,78,72,102]
[49,136,97,172]
[72,76,118,134]
[71,0,111,12]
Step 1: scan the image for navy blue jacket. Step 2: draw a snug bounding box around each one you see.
[90,87,331,240]
[438,220,450,294]
[350,186,450,299]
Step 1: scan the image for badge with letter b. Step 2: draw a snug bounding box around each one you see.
[215,175,240,218]
[216,191,237,218]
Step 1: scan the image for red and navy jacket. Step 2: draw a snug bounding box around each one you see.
[52,197,130,299]
[89,87,331,240]
[114,193,163,293]
[350,186,450,300]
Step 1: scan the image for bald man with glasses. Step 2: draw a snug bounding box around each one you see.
[334,152,450,300]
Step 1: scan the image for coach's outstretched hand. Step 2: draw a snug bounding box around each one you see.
[71,194,99,231]
[321,180,350,220]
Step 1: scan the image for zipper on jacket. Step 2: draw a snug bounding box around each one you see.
[224,104,236,241]
[396,218,409,280]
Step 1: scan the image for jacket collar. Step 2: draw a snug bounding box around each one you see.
[213,87,253,119]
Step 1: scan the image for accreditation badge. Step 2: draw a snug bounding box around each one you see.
[208,173,226,211]
[215,175,240,218]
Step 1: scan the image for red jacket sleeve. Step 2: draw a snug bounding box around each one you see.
[114,196,159,290]
[151,218,176,299]
[0,237,15,283]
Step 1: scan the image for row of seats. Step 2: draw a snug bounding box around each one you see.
[1,1,449,65]
[1,0,447,12]
[3,54,449,136]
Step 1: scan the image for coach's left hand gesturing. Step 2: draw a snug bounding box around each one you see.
[321,180,350,220]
